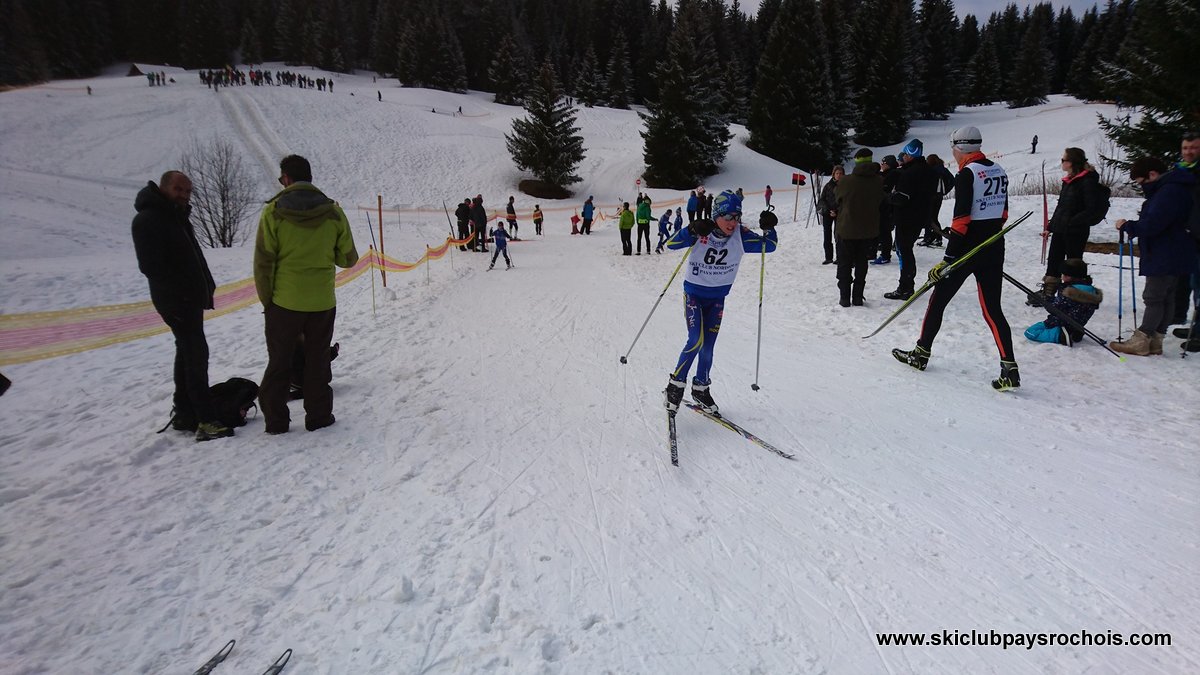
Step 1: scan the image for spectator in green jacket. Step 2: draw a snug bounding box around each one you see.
[619,201,634,256]
[635,196,653,254]
[254,155,358,434]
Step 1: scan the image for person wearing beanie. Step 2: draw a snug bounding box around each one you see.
[834,148,884,307]
[1034,147,1109,306]
[1024,258,1104,346]
[661,190,779,415]
[873,155,901,265]
[817,165,845,265]
[893,125,1022,390]
[1110,156,1198,356]
[885,139,938,300]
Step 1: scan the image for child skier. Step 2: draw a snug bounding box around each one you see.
[533,205,544,236]
[654,208,673,253]
[1023,258,1103,346]
[489,221,512,270]
[663,191,779,415]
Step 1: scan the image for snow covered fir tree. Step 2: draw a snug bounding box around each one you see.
[504,60,585,197]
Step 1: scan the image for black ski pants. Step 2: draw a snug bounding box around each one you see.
[261,304,336,433]
[620,228,633,255]
[836,238,874,302]
[821,214,835,263]
[917,246,1014,361]
[895,222,923,292]
[457,219,469,250]
[636,222,651,253]
[159,305,215,422]
[1044,229,1089,278]
[877,219,895,260]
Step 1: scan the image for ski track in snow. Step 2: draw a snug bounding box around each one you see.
[0,71,1197,674]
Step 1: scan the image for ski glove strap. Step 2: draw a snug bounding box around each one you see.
[759,210,778,230]
[690,218,716,237]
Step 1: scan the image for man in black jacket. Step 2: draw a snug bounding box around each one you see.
[469,195,488,252]
[455,198,471,251]
[872,155,900,264]
[131,171,233,441]
[885,139,938,300]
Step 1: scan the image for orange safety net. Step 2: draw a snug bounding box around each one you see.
[0,233,474,366]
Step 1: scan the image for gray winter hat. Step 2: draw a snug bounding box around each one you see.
[951,126,983,152]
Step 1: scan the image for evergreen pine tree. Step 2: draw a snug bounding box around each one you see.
[178,0,228,68]
[719,52,749,125]
[240,18,263,64]
[0,0,50,85]
[819,0,855,111]
[274,0,303,65]
[489,34,528,104]
[574,43,602,107]
[851,0,915,145]
[395,23,418,85]
[1051,7,1076,93]
[1097,0,1200,163]
[915,0,959,119]
[604,35,633,109]
[1007,19,1051,108]
[505,59,585,190]
[430,14,468,92]
[747,0,846,172]
[1064,6,1099,98]
[640,3,731,187]
[370,0,400,76]
[964,31,1001,106]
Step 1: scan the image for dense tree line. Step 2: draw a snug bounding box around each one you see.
[1,0,1190,177]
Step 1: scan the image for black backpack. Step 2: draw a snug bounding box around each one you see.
[1092,182,1112,225]
[209,377,259,428]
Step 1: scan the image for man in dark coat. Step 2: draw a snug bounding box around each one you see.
[455,198,471,251]
[469,195,488,252]
[834,148,884,307]
[131,171,232,441]
[886,139,939,300]
[1111,157,1199,356]
[873,154,900,264]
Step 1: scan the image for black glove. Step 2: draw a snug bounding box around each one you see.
[759,210,778,230]
[690,218,716,237]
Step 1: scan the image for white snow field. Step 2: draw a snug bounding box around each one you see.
[1,67,1196,675]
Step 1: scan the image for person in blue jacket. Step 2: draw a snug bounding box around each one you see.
[580,196,595,235]
[686,190,699,223]
[673,208,683,234]
[1024,258,1103,346]
[489,221,512,270]
[1111,157,1198,355]
[663,190,778,415]
[655,208,673,253]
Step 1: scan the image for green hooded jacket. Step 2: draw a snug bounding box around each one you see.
[254,182,359,312]
[619,208,634,230]
[636,200,651,225]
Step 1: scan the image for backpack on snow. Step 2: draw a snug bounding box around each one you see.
[209,377,259,428]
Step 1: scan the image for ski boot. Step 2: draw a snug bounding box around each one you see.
[991,360,1020,391]
[892,345,930,371]
[169,407,197,432]
[691,382,719,416]
[663,378,686,412]
[883,287,914,301]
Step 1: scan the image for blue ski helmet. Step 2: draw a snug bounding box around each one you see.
[899,139,923,159]
[713,190,742,218]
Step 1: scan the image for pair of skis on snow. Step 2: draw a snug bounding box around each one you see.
[194,640,290,675]
[668,401,795,466]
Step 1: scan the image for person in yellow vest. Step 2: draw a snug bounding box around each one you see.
[254,155,358,433]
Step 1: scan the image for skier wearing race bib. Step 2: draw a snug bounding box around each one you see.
[893,125,1021,391]
[663,190,779,415]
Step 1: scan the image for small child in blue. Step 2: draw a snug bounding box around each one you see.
[488,221,512,270]
[1024,258,1102,346]
[654,209,674,254]
[673,209,683,234]
[664,190,778,415]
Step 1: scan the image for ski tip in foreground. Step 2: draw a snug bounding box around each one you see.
[263,649,292,675]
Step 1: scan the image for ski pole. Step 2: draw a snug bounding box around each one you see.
[1117,232,1125,341]
[1128,237,1138,331]
[1001,273,1124,359]
[752,207,773,391]
[619,242,697,364]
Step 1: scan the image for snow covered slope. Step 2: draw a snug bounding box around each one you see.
[0,68,1196,674]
